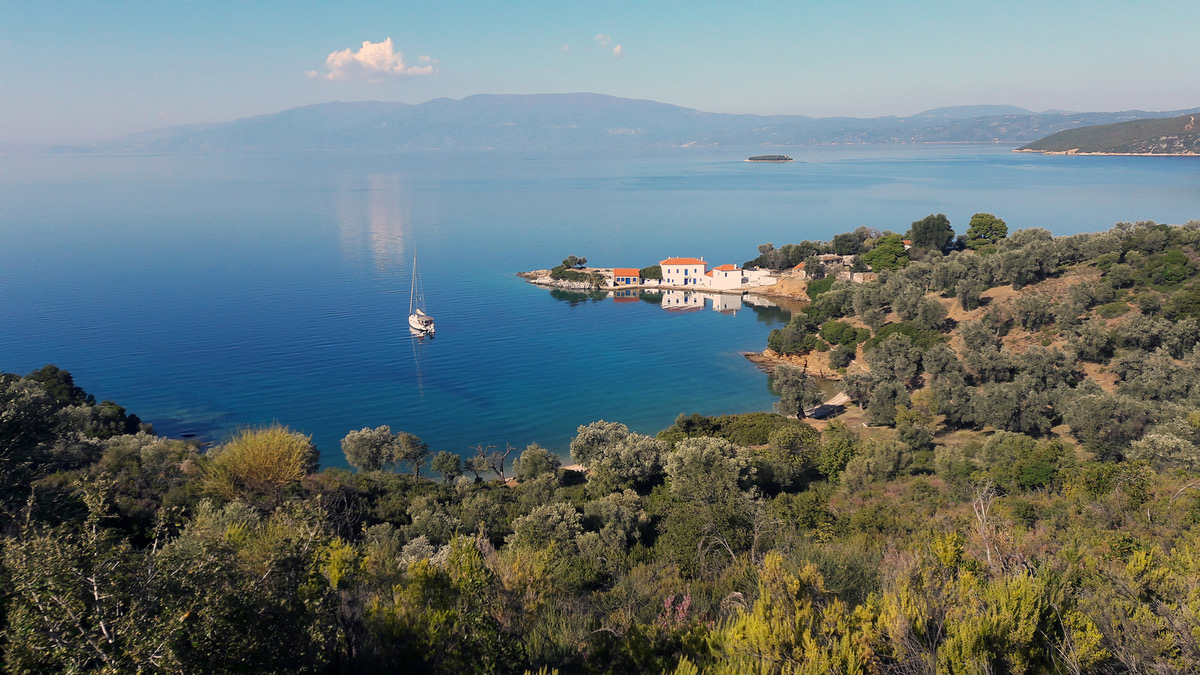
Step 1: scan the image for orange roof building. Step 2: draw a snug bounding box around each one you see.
[611,267,642,286]
[659,257,707,287]
[659,257,706,266]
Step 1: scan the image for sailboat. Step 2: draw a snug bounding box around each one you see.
[408,252,435,334]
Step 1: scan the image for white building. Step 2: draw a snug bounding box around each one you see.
[661,290,704,311]
[743,268,778,287]
[660,257,707,286]
[710,293,742,313]
[706,263,745,290]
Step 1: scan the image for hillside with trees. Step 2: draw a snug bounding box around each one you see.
[1019,114,1200,154]
[4,219,1200,673]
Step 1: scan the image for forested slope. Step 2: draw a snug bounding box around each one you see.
[1019,114,1200,154]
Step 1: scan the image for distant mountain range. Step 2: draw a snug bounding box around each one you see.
[1019,114,1200,154]
[48,94,1200,152]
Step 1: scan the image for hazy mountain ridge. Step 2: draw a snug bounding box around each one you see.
[1019,114,1200,154]
[72,94,1200,152]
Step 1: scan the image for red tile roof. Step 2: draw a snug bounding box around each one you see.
[714,264,738,271]
[612,268,640,277]
[705,270,713,277]
[660,257,706,266]
[793,262,806,269]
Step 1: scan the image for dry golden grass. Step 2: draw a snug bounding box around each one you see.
[203,425,317,501]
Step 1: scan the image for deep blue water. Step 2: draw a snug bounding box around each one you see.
[2,145,1198,465]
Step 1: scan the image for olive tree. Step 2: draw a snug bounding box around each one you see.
[431,451,463,483]
[512,443,561,481]
[569,420,665,489]
[341,425,428,476]
[772,365,824,418]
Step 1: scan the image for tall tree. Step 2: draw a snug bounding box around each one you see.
[965,212,1008,249]
[341,425,402,472]
[906,213,955,252]
[398,433,431,478]
[771,366,824,418]
[862,234,910,271]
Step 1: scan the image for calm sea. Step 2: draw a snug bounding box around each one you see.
[2,145,1197,465]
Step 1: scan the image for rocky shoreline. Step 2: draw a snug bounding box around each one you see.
[516,270,604,291]
[741,348,846,380]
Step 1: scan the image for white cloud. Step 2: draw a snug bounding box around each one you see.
[309,38,435,81]
[612,44,624,58]
[594,33,611,47]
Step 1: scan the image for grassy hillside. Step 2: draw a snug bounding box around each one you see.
[1020,113,1200,154]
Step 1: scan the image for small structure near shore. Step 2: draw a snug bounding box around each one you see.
[612,268,641,286]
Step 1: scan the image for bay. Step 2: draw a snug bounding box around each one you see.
[2,144,1197,465]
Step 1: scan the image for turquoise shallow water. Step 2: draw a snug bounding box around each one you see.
[2,145,1197,465]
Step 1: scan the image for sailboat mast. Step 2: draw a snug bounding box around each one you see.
[409,253,418,315]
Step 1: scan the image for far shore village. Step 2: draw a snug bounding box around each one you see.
[531,251,905,313]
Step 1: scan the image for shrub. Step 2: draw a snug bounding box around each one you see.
[768,314,823,355]
[1095,301,1131,319]
[513,443,562,481]
[806,276,836,299]
[549,265,605,287]
[659,412,809,449]
[203,425,319,502]
[862,321,944,352]
[819,320,867,346]
[829,343,856,369]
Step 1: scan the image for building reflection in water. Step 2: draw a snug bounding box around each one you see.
[606,289,778,315]
[337,173,412,271]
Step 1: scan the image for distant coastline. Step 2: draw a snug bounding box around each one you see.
[1015,148,1198,156]
[1017,113,1200,155]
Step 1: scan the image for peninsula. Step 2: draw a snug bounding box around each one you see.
[1019,113,1200,155]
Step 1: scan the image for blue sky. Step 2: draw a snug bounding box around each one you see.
[3,0,1198,142]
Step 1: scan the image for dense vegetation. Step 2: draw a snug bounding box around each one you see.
[4,219,1200,673]
[1019,114,1200,154]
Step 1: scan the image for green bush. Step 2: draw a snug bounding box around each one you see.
[658,412,813,449]
[639,264,662,280]
[806,276,836,299]
[819,320,868,346]
[1095,301,1131,318]
[549,265,604,287]
[861,321,944,351]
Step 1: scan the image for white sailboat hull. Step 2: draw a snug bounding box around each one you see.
[409,252,435,333]
[408,308,435,333]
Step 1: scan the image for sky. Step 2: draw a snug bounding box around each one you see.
[3,0,1198,143]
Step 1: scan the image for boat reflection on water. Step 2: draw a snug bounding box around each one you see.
[409,326,434,395]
